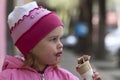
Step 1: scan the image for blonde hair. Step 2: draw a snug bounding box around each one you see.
[23,52,59,70]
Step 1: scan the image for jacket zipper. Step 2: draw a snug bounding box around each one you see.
[41,73,45,80]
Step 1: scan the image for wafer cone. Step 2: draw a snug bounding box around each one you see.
[76,55,93,80]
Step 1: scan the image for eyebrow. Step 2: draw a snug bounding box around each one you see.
[48,35,58,38]
[48,34,63,38]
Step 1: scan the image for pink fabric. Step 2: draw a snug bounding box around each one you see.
[0,55,79,80]
[15,12,63,56]
[10,7,51,44]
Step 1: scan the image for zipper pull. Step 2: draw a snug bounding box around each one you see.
[41,73,45,80]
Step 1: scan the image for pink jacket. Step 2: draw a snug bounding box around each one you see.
[0,55,80,80]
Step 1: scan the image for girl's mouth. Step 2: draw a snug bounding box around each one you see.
[56,52,62,57]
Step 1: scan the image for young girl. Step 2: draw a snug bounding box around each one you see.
[0,1,101,80]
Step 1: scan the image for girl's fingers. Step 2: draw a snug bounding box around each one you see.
[83,78,86,80]
[92,70,102,80]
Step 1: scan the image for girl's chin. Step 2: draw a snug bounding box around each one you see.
[48,61,60,66]
[47,58,61,65]
[48,63,60,68]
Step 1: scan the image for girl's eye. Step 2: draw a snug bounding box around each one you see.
[50,37,57,41]
[52,38,57,41]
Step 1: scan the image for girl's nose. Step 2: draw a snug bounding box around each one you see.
[57,41,63,49]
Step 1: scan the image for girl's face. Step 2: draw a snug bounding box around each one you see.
[31,26,64,66]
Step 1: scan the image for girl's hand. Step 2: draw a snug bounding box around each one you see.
[92,70,101,80]
[83,70,102,80]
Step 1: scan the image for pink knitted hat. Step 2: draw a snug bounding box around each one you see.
[8,1,63,56]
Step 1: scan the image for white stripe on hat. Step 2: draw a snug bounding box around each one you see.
[8,1,51,44]
[8,1,38,28]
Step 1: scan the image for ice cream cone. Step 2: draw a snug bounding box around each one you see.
[76,55,93,80]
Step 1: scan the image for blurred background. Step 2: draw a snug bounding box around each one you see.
[0,0,120,79]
